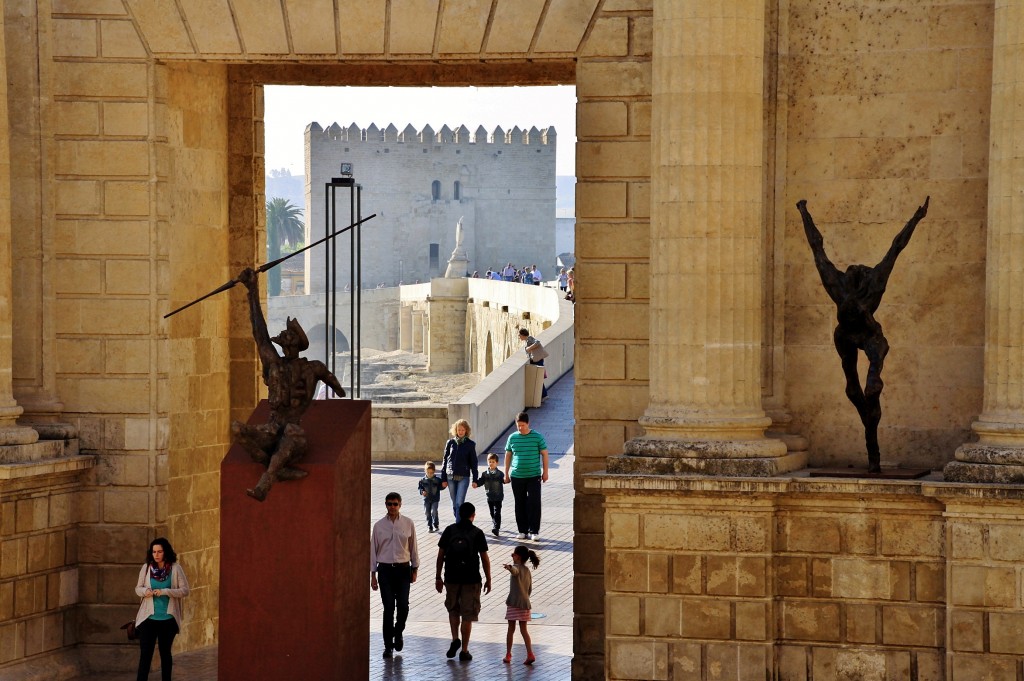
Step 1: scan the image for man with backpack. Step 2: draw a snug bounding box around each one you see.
[435,502,492,662]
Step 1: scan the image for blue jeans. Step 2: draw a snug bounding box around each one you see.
[424,499,439,529]
[447,476,471,521]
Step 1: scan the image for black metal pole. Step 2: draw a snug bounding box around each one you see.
[324,183,330,371]
[356,185,362,398]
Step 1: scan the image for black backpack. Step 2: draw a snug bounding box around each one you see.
[446,526,474,567]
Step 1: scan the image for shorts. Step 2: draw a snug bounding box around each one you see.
[443,582,482,620]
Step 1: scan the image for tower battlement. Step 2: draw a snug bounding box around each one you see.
[306,121,556,146]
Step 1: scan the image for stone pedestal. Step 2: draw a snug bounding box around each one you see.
[219,399,371,681]
[426,278,468,373]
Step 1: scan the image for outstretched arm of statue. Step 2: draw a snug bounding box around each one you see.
[873,196,929,287]
[238,268,279,368]
[796,200,844,303]
[316,366,346,399]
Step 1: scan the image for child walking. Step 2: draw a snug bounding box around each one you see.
[476,452,506,537]
[418,461,442,532]
[503,545,540,665]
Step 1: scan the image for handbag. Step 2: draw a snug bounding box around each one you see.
[120,620,138,641]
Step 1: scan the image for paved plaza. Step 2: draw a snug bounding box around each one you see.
[71,371,575,680]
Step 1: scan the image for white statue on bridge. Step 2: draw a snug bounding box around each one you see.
[444,215,470,278]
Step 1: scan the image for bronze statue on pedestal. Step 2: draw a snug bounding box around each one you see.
[231,267,345,500]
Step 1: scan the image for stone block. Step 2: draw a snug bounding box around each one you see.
[670,641,701,681]
[578,141,650,180]
[56,339,103,374]
[580,263,627,299]
[988,524,1024,562]
[59,569,78,608]
[579,102,628,138]
[778,645,807,680]
[832,557,889,599]
[780,516,841,553]
[679,598,730,639]
[644,595,680,637]
[775,556,808,596]
[577,182,627,218]
[387,0,435,53]
[76,525,151,564]
[56,258,102,294]
[608,639,667,680]
[580,17,628,57]
[55,101,100,136]
[626,343,649,382]
[576,221,650,260]
[577,341,625,379]
[989,612,1024,654]
[916,562,944,603]
[27,534,48,573]
[889,561,911,601]
[810,558,832,597]
[629,182,650,219]
[846,603,876,644]
[607,595,640,635]
[649,553,669,593]
[287,0,338,53]
[644,514,731,552]
[950,565,1016,607]
[99,19,148,58]
[735,600,767,641]
[56,63,149,98]
[881,605,942,647]
[834,649,887,681]
[533,0,598,53]
[672,555,701,595]
[578,60,651,99]
[951,654,1015,681]
[104,181,150,217]
[55,182,102,217]
[783,602,840,642]
[916,650,943,681]
[53,18,98,57]
[880,517,942,557]
[950,606,983,651]
[608,551,649,592]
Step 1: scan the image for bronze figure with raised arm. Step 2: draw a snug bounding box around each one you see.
[796,197,929,473]
[230,267,345,500]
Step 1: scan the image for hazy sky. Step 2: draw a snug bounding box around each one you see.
[264,85,577,177]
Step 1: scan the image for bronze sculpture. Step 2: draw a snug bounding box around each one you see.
[231,267,345,500]
[797,197,929,473]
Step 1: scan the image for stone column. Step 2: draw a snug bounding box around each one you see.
[426,278,468,373]
[947,1,1024,483]
[0,9,38,447]
[617,0,801,475]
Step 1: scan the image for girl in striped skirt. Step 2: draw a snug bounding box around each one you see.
[503,545,540,665]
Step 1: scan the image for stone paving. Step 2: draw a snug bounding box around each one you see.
[70,370,575,680]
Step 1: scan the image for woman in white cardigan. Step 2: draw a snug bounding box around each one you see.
[134,537,190,681]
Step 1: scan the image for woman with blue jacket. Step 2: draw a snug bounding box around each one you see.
[441,419,478,522]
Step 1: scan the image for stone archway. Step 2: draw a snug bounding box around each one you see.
[42,2,651,677]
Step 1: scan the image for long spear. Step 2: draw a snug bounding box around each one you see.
[164,213,377,319]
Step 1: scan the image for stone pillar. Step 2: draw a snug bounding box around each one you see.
[411,309,424,353]
[426,278,468,373]
[947,1,1024,483]
[0,9,37,447]
[617,0,801,475]
[399,304,413,352]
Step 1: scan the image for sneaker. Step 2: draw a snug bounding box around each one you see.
[503,653,512,664]
[531,533,540,541]
[394,633,403,651]
[517,532,527,539]
[459,651,473,662]
[383,648,393,659]
[524,653,536,665]
[446,639,461,658]
[491,528,499,537]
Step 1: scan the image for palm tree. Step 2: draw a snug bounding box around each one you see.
[266,197,304,295]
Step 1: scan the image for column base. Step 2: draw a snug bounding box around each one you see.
[617,436,804,477]
[945,442,1024,483]
[0,404,39,446]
